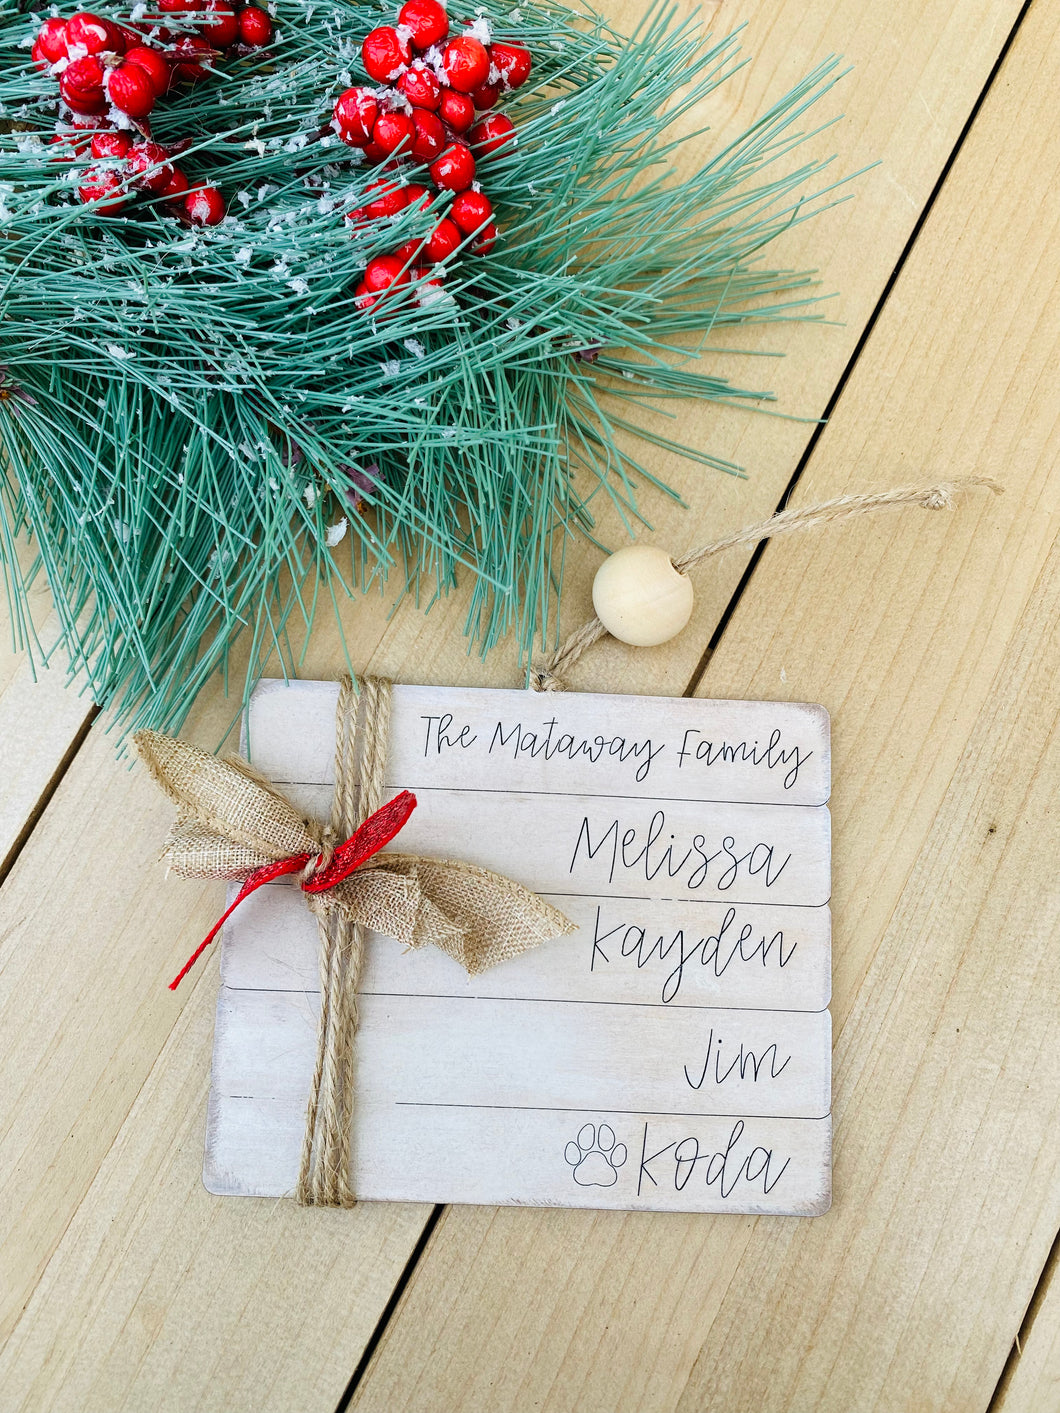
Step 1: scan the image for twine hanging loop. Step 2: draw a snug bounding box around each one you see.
[530,476,1003,692]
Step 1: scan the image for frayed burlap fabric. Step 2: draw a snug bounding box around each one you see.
[134,677,574,1206]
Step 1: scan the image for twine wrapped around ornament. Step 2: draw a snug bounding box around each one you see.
[134,677,574,1206]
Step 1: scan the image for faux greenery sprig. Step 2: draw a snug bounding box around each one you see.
[0,0,852,734]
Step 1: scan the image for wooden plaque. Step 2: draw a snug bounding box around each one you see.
[205,680,832,1214]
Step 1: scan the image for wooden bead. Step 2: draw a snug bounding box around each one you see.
[591,544,694,647]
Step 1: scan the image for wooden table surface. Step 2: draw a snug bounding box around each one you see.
[2,1,1059,1408]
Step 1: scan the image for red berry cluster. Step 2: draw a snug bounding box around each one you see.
[34,6,272,219]
[70,130,225,218]
[331,0,530,305]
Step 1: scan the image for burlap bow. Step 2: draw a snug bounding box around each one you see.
[135,677,575,1208]
[133,728,575,983]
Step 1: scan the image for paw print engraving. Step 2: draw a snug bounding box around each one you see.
[564,1122,627,1187]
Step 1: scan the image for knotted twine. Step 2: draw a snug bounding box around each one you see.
[134,677,575,1206]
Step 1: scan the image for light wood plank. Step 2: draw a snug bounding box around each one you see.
[0,0,1028,1406]
[223,881,832,1010]
[344,1,1060,1409]
[995,1255,1060,1412]
[0,630,93,876]
[249,680,832,805]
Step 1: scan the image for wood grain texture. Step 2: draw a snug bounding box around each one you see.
[345,1,1060,1409]
[0,0,1033,1407]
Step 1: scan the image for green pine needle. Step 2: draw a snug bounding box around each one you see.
[0,0,855,735]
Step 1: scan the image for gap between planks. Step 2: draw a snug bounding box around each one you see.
[987,1225,1060,1411]
[0,704,98,888]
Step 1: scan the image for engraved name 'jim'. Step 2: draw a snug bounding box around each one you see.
[568,808,792,891]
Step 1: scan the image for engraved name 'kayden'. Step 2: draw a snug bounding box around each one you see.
[569,809,792,891]
[590,904,796,1004]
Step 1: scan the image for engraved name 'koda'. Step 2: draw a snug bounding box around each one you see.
[637,1120,791,1198]
[569,809,791,891]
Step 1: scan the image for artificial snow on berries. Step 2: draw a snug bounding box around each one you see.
[397,0,449,50]
[334,86,379,147]
[107,60,156,119]
[184,185,226,224]
[126,140,173,191]
[201,1,240,48]
[372,109,415,155]
[60,56,108,115]
[37,17,69,64]
[410,108,445,161]
[469,113,516,156]
[78,166,127,212]
[438,88,474,132]
[123,45,172,98]
[237,6,273,47]
[91,130,131,160]
[170,35,213,84]
[398,62,441,110]
[335,0,531,296]
[38,6,235,224]
[429,141,474,191]
[490,42,531,89]
[441,35,489,93]
[362,25,411,82]
[66,12,124,56]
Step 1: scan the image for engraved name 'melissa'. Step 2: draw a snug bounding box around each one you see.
[569,808,791,892]
[420,712,814,789]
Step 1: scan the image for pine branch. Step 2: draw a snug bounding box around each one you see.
[0,0,855,734]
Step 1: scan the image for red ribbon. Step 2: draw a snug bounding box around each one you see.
[169,789,418,990]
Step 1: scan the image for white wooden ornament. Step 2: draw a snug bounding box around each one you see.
[205,680,833,1215]
[591,544,695,646]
